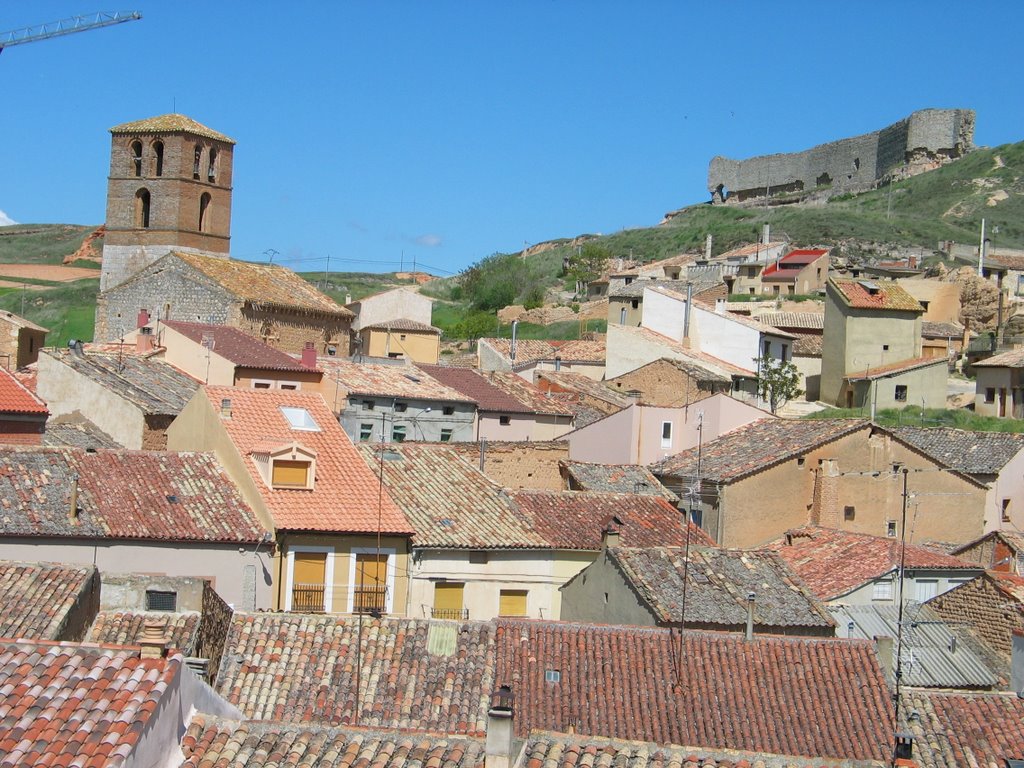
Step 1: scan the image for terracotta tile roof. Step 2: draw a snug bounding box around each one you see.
[990,569,1024,603]
[362,318,441,333]
[42,417,121,449]
[42,348,199,416]
[511,490,714,550]
[205,386,413,534]
[559,461,678,502]
[972,348,1024,368]
[902,690,1024,768]
[162,320,315,372]
[181,717,485,768]
[845,355,946,380]
[215,614,495,732]
[173,251,352,317]
[609,278,695,299]
[484,373,575,417]
[921,321,965,338]
[716,241,788,261]
[521,732,882,768]
[650,285,797,339]
[0,366,47,415]
[985,252,1024,271]
[11,365,37,395]
[612,327,758,379]
[829,278,924,312]
[0,561,96,640]
[479,338,606,366]
[793,333,824,357]
[422,366,566,415]
[766,526,979,601]
[0,310,47,333]
[756,312,825,330]
[356,444,546,549]
[761,249,828,282]
[889,426,1024,475]
[555,398,607,427]
[651,419,869,483]
[0,445,265,543]
[606,546,834,630]
[493,620,893,760]
[87,611,201,655]
[535,371,633,409]
[0,638,179,766]
[320,360,473,403]
[110,112,236,143]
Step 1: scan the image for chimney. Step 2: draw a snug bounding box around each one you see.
[137,308,150,328]
[68,473,79,523]
[810,460,840,527]
[485,685,515,768]
[301,341,318,369]
[745,592,755,641]
[136,325,154,354]
[714,298,726,314]
[762,224,770,244]
[479,438,487,472]
[704,234,712,260]
[602,525,621,550]
[1012,629,1024,695]
[220,398,232,419]
[509,321,518,363]
[139,619,169,659]
[875,635,894,681]
[345,293,352,305]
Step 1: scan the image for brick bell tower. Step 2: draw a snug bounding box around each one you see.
[100,114,235,292]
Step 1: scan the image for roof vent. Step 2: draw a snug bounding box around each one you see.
[220,398,232,419]
[857,280,881,295]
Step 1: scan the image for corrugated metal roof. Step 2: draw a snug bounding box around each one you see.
[830,603,997,689]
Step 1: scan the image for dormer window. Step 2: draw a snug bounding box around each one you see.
[253,441,317,490]
[273,460,311,488]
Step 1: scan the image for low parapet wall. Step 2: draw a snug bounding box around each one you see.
[708,108,974,204]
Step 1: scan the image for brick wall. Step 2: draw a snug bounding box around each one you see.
[606,360,719,407]
[450,440,569,490]
[927,576,1024,660]
[233,305,351,356]
[197,581,234,684]
[0,417,46,445]
[142,415,175,450]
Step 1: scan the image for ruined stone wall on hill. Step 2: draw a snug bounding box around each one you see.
[707,109,974,204]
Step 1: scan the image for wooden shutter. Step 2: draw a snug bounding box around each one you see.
[291,552,327,612]
[273,460,309,487]
[354,553,388,614]
[433,583,465,614]
[499,589,528,617]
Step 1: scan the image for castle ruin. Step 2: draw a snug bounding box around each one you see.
[707,108,975,205]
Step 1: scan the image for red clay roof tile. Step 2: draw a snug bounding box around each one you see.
[162,321,315,372]
[0,562,96,640]
[0,367,47,415]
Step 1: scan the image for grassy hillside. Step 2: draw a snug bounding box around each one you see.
[0,224,102,267]
[0,280,100,347]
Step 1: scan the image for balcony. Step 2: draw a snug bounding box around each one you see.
[431,607,469,621]
[353,585,388,615]
[291,583,325,613]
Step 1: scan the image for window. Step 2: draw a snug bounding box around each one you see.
[359,424,373,442]
[499,589,528,617]
[872,579,894,601]
[279,383,299,391]
[199,192,212,232]
[272,459,310,488]
[288,548,331,612]
[252,381,272,389]
[620,308,627,324]
[362,400,375,410]
[135,188,151,228]
[281,407,320,431]
[394,402,408,413]
[432,582,466,620]
[131,141,143,176]
[193,145,202,179]
[440,428,453,443]
[499,415,511,426]
[545,669,561,683]
[400,334,407,341]
[208,147,217,182]
[886,520,898,538]
[797,456,805,467]
[916,579,939,602]
[631,300,639,309]
[351,550,392,614]
[883,344,890,351]
[844,505,856,521]
[986,388,996,404]
[145,590,177,611]
[442,406,454,416]
[468,551,489,565]
[660,421,672,449]
[152,141,164,176]
[1003,498,1012,523]
[894,385,908,402]
[392,425,406,442]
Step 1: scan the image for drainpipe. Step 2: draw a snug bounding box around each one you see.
[745,591,755,641]
[509,321,518,364]
[683,283,693,345]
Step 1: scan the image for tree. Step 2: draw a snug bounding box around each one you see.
[565,243,610,295]
[755,356,803,414]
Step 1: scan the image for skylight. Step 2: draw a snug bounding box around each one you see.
[280,406,320,431]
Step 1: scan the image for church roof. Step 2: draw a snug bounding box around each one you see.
[110,113,235,144]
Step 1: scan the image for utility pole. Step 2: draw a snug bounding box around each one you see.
[264,248,279,265]
[978,218,987,277]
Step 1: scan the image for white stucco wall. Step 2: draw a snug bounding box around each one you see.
[351,289,432,331]
[0,537,272,610]
[828,569,983,605]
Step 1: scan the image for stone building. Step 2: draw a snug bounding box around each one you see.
[0,311,47,370]
[94,251,353,354]
[101,114,235,292]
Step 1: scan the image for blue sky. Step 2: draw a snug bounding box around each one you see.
[2,2,1022,276]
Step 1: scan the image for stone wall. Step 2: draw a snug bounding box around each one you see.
[708,109,974,204]
[449,439,569,490]
[927,576,1022,660]
[196,580,234,684]
[232,304,351,356]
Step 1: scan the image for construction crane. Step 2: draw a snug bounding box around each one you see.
[0,11,141,54]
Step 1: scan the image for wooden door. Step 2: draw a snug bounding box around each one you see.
[291,552,327,612]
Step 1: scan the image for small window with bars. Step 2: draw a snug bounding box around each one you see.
[146,590,177,612]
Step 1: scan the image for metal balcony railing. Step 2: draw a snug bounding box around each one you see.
[353,585,388,615]
[431,607,469,621]
[291,583,326,613]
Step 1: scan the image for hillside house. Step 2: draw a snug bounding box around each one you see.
[346,286,433,330]
[533,370,632,426]
[652,419,991,547]
[320,359,476,443]
[973,348,1024,418]
[561,544,835,636]
[167,386,414,615]
[759,248,830,296]
[820,277,947,410]
[558,461,677,501]
[477,338,606,381]
[95,250,354,354]
[357,318,442,364]
[0,310,47,369]
[898,278,962,324]
[36,347,199,450]
[0,446,267,608]
[952,530,1024,575]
